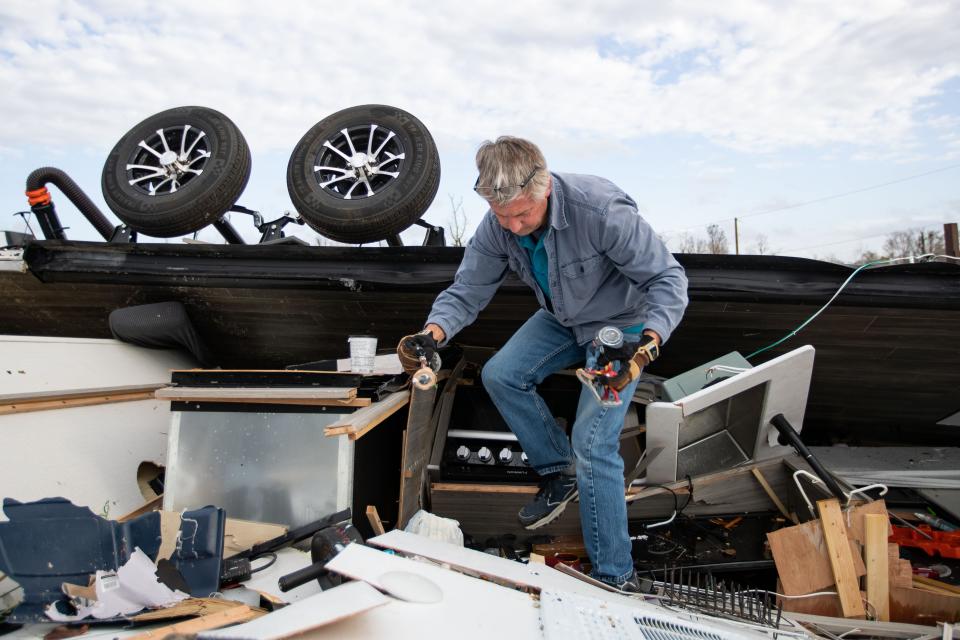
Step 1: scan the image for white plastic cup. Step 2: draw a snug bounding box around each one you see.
[348,335,378,373]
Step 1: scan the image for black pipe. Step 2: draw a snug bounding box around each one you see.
[213,218,246,244]
[278,560,328,592]
[29,202,67,240]
[770,413,847,499]
[26,167,115,240]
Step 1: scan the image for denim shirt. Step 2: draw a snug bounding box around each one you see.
[426,172,689,346]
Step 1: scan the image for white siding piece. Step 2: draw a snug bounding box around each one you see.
[199,581,388,640]
[368,529,605,597]
[321,542,541,639]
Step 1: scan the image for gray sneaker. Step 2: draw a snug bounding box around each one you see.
[518,474,578,529]
[597,570,650,593]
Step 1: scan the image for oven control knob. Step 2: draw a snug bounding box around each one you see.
[456,445,471,461]
[477,446,492,463]
[520,452,530,465]
[498,447,513,463]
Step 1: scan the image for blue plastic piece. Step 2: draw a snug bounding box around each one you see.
[0,497,224,623]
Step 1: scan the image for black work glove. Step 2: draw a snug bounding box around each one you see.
[397,330,440,376]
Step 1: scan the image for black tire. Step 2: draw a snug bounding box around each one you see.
[287,104,440,244]
[102,106,251,237]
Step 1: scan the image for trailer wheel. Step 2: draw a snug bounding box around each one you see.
[101,106,251,237]
[287,104,441,244]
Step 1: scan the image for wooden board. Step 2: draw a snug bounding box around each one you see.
[156,386,357,402]
[323,390,409,438]
[818,498,866,618]
[751,467,797,523]
[365,505,386,536]
[0,390,156,415]
[397,384,438,529]
[889,586,960,625]
[864,513,890,621]
[199,580,390,640]
[0,383,164,404]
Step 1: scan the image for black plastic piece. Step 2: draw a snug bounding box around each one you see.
[278,524,362,592]
[770,413,847,499]
[228,508,351,562]
[220,556,252,585]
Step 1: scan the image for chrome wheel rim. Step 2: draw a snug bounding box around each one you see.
[312,124,405,200]
[126,125,211,196]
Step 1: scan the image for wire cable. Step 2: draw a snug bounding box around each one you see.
[659,161,960,236]
[745,254,939,360]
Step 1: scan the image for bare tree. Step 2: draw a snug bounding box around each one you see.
[447,195,468,247]
[706,224,729,254]
[882,227,944,258]
[753,234,770,255]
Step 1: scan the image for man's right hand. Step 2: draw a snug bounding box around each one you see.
[397,327,443,375]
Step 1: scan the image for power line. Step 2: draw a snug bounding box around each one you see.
[782,221,944,254]
[659,161,960,236]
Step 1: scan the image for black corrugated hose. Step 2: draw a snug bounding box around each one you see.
[25,167,115,240]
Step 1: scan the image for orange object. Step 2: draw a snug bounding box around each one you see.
[890,525,960,559]
[25,186,51,206]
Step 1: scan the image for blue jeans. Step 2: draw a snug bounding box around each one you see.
[481,310,640,583]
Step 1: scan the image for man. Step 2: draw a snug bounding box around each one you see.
[398,137,688,590]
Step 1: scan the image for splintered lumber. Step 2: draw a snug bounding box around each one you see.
[818,498,866,618]
[127,604,259,639]
[323,390,410,439]
[864,513,891,621]
[155,386,360,405]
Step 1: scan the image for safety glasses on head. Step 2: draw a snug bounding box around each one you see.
[473,166,541,201]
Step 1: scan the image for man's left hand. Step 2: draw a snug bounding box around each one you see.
[598,331,661,391]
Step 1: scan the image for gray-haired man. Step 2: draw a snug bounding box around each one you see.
[398,137,688,589]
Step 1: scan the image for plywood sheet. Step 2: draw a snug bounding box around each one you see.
[768,518,866,596]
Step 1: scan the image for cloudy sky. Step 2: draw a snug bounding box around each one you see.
[1,1,958,260]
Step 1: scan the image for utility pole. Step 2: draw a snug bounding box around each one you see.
[734,218,740,255]
[945,222,959,257]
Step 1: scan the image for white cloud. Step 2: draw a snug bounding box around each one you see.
[0,0,957,157]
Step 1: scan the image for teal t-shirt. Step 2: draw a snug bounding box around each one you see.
[517,230,644,335]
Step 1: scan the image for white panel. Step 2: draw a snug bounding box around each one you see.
[200,581,389,640]
[0,399,170,519]
[0,335,196,400]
